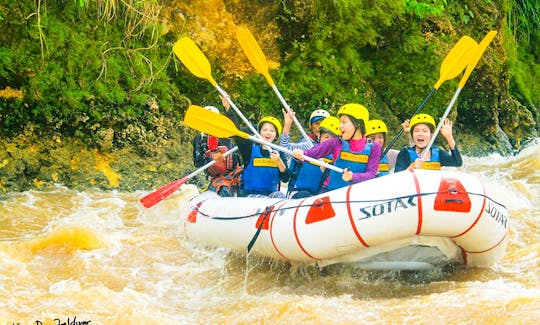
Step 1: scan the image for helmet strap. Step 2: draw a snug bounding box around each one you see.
[345,125,357,141]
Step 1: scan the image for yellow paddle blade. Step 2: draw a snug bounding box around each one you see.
[434,36,479,89]
[184,105,250,139]
[236,26,275,86]
[173,37,217,86]
[458,30,497,88]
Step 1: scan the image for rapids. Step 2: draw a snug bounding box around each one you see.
[1,141,539,324]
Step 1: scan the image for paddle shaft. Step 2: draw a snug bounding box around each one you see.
[139,146,239,208]
[421,89,461,161]
[381,88,435,159]
[382,36,479,160]
[189,146,239,178]
[246,134,344,173]
[236,27,313,146]
[421,30,497,161]
[214,84,261,138]
[184,104,344,173]
[172,37,262,139]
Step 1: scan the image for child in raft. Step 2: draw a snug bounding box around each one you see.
[394,113,462,172]
[292,103,381,191]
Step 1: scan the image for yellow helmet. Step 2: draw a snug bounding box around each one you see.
[309,109,330,124]
[337,103,369,124]
[365,119,388,137]
[318,116,341,137]
[410,113,436,133]
[258,116,283,136]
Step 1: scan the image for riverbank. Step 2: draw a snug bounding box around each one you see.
[0,125,197,196]
[0,122,529,197]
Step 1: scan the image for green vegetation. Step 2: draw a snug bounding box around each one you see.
[0,1,183,148]
[505,0,539,112]
[0,0,538,193]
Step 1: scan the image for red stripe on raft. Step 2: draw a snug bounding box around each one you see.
[464,231,508,254]
[411,170,423,234]
[451,184,487,238]
[346,185,369,247]
[293,198,317,260]
[269,200,296,261]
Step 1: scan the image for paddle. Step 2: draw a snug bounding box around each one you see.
[382,35,479,158]
[246,207,272,253]
[184,105,344,173]
[172,37,260,137]
[139,146,239,208]
[236,27,313,147]
[422,31,497,160]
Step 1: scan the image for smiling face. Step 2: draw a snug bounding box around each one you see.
[412,123,432,149]
[340,115,362,140]
[259,122,277,142]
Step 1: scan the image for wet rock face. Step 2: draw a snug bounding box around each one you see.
[0,125,197,196]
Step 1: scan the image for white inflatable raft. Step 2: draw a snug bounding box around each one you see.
[181,169,509,270]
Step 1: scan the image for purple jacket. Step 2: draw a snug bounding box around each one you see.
[304,137,381,183]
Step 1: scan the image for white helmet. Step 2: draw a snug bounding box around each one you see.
[204,106,220,113]
[309,109,330,124]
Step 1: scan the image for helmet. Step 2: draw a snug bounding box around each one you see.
[258,116,283,136]
[204,105,220,113]
[409,113,436,133]
[309,109,330,124]
[337,103,369,124]
[365,119,388,137]
[318,116,341,137]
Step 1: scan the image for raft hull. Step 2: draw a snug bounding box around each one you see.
[182,169,508,270]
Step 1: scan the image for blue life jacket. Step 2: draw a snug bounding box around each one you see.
[289,155,332,195]
[328,140,372,190]
[377,154,390,177]
[407,147,441,170]
[243,144,280,195]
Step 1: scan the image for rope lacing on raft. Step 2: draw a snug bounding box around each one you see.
[190,191,506,221]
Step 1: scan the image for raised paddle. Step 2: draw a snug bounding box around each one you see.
[236,26,313,147]
[422,31,497,160]
[184,105,344,173]
[139,146,239,208]
[172,37,260,137]
[382,35,479,158]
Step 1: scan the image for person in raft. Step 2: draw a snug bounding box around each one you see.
[364,118,411,176]
[292,103,382,191]
[287,116,341,198]
[394,113,462,172]
[192,103,243,197]
[280,108,330,150]
[228,113,290,198]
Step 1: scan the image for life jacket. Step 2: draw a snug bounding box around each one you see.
[328,140,372,190]
[407,147,441,170]
[377,154,390,177]
[203,136,236,177]
[206,165,244,197]
[288,155,332,195]
[242,144,280,195]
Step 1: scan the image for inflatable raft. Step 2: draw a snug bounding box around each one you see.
[181,169,509,270]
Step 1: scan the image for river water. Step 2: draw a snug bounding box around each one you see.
[1,141,539,324]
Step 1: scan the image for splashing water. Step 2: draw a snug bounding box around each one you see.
[1,141,539,324]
